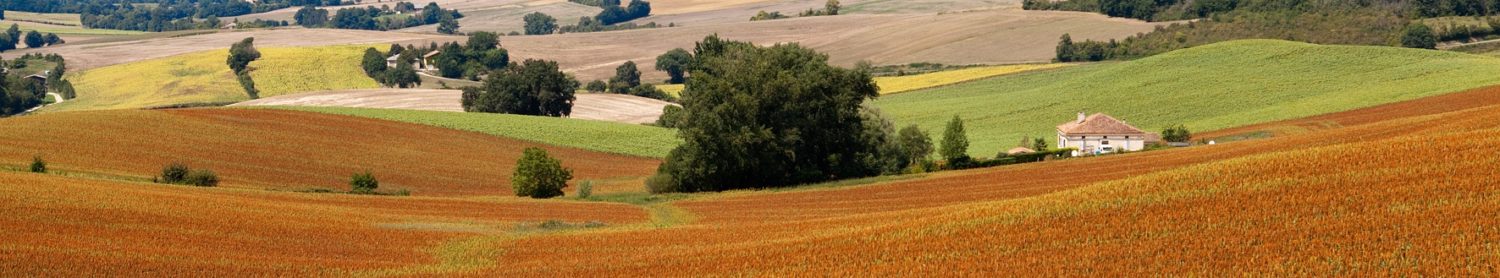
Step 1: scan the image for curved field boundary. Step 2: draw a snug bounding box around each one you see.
[270,106,680,158]
[234,89,675,124]
[0,108,660,196]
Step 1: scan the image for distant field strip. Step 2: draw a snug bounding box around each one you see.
[875,39,1500,157]
[269,106,680,158]
[656,63,1069,97]
[55,45,382,112]
[875,63,1071,95]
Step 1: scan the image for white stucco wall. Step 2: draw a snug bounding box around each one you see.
[1057,132,1147,153]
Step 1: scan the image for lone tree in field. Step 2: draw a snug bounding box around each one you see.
[1401,23,1437,50]
[30,156,46,173]
[523,12,558,35]
[655,48,692,84]
[351,171,379,193]
[462,59,579,116]
[646,35,883,193]
[940,115,969,163]
[512,147,572,199]
[227,38,261,74]
[437,13,460,34]
[608,61,642,94]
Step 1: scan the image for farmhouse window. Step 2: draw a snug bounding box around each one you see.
[1103,140,1111,145]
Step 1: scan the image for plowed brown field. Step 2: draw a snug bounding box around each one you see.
[0,109,658,196]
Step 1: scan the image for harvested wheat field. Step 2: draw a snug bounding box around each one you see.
[443,9,1161,81]
[0,109,658,196]
[0,171,648,276]
[232,89,675,124]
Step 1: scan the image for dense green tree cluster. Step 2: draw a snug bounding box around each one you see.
[430,32,510,79]
[1402,23,1439,49]
[461,59,578,117]
[654,48,692,84]
[605,61,673,101]
[0,24,63,53]
[0,53,72,116]
[1,0,345,32]
[227,38,261,99]
[557,17,663,33]
[523,12,558,35]
[596,0,652,25]
[1161,124,1192,143]
[300,3,462,31]
[647,36,904,193]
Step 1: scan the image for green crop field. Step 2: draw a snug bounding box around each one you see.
[264,106,679,158]
[874,39,1500,157]
[52,45,384,112]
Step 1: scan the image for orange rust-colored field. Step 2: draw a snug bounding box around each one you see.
[0,171,648,276]
[0,109,659,196]
[6,86,1500,275]
[453,88,1500,275]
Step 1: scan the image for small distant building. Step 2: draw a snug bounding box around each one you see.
[24,73,47,86]
[386,54,403,68]
[421,50,441,70]
[1057,112,1151,155]
[221,22,239,29]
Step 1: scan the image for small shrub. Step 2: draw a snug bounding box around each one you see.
[351,171,379,193]
[29,156,46,173]
[160,162,190,184]
[577,180,594,199]
[183,169,219,187]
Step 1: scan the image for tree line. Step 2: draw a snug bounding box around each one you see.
[2,0,352,32]
[295,2,462,32]
[0,24,65,53]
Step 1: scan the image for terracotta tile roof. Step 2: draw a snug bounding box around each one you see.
[1057,113,1148,135]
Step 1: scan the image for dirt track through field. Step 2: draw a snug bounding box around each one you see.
[232,89,674,124]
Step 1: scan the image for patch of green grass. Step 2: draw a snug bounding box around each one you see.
[874,39,1500,157]
[264,106,679,158]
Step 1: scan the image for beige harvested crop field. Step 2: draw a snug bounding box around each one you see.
[0,28,457,71]
[232,89,674,124]
[498,9,1162,81]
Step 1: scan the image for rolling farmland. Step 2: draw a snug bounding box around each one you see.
[876,39,1500,157]
[233,89,676,124]
[425,85,1500,275]
[658,63,1070,97]
[54,45,384,112]
[0,171,649,276]
[0,109,659,195]
[268,106,679,158]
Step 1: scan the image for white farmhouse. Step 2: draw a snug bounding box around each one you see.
[1056,112,1154,155]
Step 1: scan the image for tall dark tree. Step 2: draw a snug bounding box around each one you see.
[361,47,388,77]
[461,59,579,117]
[294,5,329,27]
[655,48,692,84]
[523,12,557,35]
[42,33,62,46]
[646,36,881,193]
[1056,33,1076,62]
[608,61,641,93]
[467,31,499,52]
[6,24,19,43]
[23,31,44,48]
[939,115,969,162]
[226,37,261,74]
